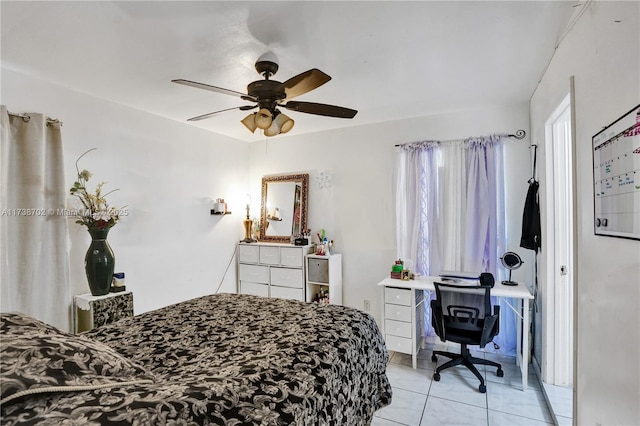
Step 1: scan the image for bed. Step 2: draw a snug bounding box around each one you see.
[1,293,391,425]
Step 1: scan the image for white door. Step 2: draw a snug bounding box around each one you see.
[543,94,574,387]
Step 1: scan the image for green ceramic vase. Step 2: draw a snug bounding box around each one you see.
[85,228,115,296]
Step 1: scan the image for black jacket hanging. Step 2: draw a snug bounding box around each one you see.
[520,179,541,252]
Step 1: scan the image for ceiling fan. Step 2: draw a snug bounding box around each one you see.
[172,52,357,137]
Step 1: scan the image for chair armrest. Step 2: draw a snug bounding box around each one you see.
[480,308,500,348]
[430,299,445,340]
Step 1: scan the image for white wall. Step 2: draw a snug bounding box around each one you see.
[1,69,533,337]
[530,2,640,424]
[249,104,532,325]
[1,69,250,329]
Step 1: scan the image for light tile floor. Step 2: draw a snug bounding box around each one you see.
[542,382,572,426]
[373,341,555,426]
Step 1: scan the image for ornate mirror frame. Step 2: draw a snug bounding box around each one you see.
[259,173,309,243]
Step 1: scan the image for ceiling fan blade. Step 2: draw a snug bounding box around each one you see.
[283,101,357,119]
[172,79,257,102]
[279,69,331,101]
[187,105,257,122]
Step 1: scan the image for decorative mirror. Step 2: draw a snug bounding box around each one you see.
[500,251,523,286]
[259,173,309,243]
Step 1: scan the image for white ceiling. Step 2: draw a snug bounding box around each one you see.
[1,1,579,142]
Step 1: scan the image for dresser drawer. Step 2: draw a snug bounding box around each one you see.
[238,244,259,263]
[270,285,304,301]
[385,287,412,306]
[270,267,303,288]
[384,303,412,322]
[280,247,303,267]
[385,335,412,354]
[240,282,269,297]
[238,264,269,284]
[385,319,412,338]
[259,246,280,265]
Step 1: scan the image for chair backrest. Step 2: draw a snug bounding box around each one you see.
[431,280,499,347]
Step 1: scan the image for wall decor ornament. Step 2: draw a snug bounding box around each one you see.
[69,148,125,295]
[315,170,332,189]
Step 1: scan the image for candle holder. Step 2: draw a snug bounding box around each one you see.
[241,203,256,243]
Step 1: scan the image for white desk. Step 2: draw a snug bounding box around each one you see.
[377,276,534,390]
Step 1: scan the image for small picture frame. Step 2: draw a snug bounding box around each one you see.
[401,270,411,281]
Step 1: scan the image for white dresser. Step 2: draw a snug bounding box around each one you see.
[238,242,313,302]
[383,285,425,368]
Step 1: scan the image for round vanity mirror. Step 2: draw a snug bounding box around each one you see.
[500,251,523,286]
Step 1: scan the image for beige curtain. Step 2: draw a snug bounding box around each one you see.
[1,106,70,330]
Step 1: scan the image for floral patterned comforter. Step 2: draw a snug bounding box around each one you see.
[1,293,391,425]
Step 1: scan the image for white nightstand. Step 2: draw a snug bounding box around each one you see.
[72,291,133,333]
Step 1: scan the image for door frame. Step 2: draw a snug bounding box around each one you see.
[542,92,575,386]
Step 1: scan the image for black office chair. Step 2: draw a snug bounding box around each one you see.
[430,277,503,393]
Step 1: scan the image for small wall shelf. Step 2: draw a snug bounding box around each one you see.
[211,210,232,215]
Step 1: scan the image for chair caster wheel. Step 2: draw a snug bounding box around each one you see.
[497,368,504,377]
[479,384,486,393]
[433,372,440,381]
[431,354,438,362]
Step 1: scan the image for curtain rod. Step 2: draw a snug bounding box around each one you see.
[8,111,63,126]
[395,129,526,147]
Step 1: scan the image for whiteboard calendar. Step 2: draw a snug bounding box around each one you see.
[592,104,640,240]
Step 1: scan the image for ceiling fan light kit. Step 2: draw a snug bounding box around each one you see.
[241,113,258,133]
[264,122,280,137]
[254,108,273,130]
[173,52,357,137]
[274,112,294,134]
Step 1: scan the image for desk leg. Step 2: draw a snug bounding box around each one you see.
[516,300,522,370]
[521,299,529,390]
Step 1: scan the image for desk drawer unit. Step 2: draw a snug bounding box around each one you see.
[384,287,413,355]
[383,287,425,362]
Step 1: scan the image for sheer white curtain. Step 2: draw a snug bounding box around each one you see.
[395,135,515,355]
[1,106,70,330]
